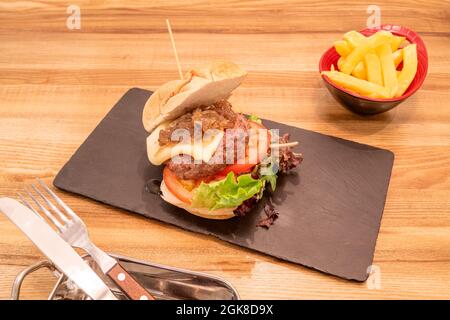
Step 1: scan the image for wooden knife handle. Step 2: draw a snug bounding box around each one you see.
[107,263,155,300]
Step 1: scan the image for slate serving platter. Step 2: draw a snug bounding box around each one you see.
[54,88,394,281]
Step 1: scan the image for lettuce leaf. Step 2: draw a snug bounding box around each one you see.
[191,172,264,210]
[256,157,278,191]
[260,168,277,191]
[248,114,262,124]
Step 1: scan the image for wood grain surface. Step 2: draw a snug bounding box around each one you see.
[0,0,449,300]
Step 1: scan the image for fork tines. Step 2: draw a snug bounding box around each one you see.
[18,179,76,232]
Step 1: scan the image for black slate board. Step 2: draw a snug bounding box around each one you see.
[54,88,394,281]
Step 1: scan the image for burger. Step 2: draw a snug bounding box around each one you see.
[143,60,302,221]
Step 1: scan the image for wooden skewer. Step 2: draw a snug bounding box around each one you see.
[165,19,298,152]
[269,141,299,148]
[166,19,183,80]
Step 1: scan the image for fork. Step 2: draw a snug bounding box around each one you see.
[19,179,154,300]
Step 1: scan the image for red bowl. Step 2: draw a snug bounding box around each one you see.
[319,24,428,115]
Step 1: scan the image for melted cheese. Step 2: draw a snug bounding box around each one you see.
[146,122,224,165]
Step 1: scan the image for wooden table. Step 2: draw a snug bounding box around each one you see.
[1,0,449,300]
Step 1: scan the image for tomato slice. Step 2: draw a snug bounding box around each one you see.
[215,120,271,177]
[215,164,255,177]
[163,167,193,204]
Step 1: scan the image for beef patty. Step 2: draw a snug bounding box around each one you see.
[161,101,251,180]
[158,100,236,146]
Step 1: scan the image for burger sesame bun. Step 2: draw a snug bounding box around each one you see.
[160,181,236,220]
[142,60,247,133]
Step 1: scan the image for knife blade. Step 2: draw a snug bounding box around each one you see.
[0,198,117,300]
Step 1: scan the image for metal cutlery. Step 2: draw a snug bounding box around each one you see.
[18,179,155,300]
[0,197,117,300]
[19,179,154,300]
[11,253,240,300]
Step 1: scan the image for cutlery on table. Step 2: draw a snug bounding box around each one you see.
[19,179,155,300]
[0,197,117,300]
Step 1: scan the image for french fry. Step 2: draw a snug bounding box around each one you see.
[343,31,367,48]
[334,40,351,57]
[340,31,392,75]
[352,61,366,80]
[377,43,398,98]
[327,31,416,100]
[395,44,418,97]
[343,31,404,51]
[338,57,365,79]
[399,39,410,49]
[393,49,403,68]
[364,53,383,86]
[322,71,390,99]
[390,35,406,51]
[337,57,345,71]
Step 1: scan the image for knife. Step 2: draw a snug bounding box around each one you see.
[0,198,117,300]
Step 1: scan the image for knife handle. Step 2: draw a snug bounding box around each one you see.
[107,263,155,300]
